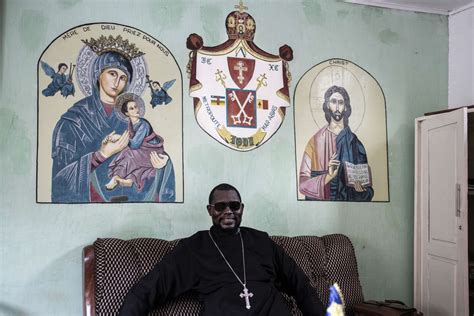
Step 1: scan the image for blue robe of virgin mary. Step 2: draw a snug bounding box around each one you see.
[51,51,175,203]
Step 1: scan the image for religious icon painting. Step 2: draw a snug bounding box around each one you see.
[294,58,389,202]
[187,1,293,151]
[37,23,183,203]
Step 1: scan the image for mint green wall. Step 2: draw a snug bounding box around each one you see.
[0,0,447,314]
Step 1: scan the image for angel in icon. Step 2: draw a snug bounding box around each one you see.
[40,61,75,98]
[146,75,175,108]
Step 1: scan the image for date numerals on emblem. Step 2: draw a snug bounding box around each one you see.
[201,57,212,65]
[269,64,279,71]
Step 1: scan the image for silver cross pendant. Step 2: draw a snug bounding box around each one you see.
[239,285,254,310]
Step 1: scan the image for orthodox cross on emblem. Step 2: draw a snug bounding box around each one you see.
[187,1,293,151]
[235,61,246,82]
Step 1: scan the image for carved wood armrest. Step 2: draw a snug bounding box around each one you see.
[83,245,96,316]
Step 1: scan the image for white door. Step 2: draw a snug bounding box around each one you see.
[416,107,468,316]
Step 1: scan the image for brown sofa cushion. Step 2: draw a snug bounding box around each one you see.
[322,234,365,314]
[88,234,363,315]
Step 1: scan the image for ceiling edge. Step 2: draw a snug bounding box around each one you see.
[344,0,449,15]
[449,2,474,15]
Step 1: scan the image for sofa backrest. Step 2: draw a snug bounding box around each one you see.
[83,234,364,315]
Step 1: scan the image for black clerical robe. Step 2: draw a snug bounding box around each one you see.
[119,226,325,315]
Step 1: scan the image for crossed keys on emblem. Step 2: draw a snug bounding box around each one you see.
[229,90,254,125]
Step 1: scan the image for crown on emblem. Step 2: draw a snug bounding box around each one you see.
[81,35,145,60]
[226,1,256,41]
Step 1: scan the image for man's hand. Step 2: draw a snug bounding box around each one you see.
[150,152,169,169]
[99,131,129,159]
[325,152,340,184]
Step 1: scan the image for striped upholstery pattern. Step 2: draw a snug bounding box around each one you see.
[93,234,363,315]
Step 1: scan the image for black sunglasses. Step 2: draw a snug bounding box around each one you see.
[210,201,242,212]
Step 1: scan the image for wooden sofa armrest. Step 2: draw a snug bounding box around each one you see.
[83,245,96,316]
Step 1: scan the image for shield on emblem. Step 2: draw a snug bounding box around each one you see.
[226,88,257,128]
[228,57,255,89]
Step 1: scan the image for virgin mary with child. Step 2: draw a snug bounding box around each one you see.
[51,36,175,203]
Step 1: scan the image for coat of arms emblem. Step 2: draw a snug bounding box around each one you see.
[187,1,293,151]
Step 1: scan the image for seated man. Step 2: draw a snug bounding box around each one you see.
[119,183,325,315]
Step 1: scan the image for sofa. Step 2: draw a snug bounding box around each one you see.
[83,233,364,315]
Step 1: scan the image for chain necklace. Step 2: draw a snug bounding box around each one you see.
[208,230,254,310]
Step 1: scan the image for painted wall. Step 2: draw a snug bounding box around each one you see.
[0,0,447,315]
[449,4,474,108]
